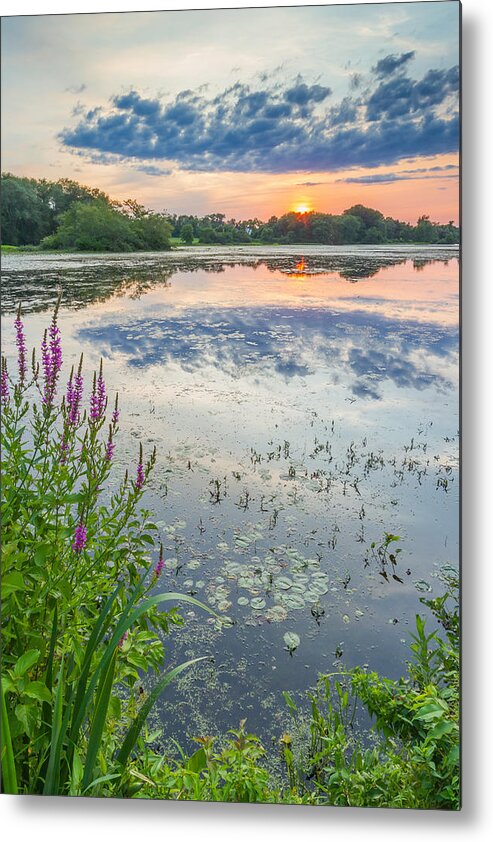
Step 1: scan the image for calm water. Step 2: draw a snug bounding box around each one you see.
[1,245,459,751]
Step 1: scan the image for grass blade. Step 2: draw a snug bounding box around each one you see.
[81,649,117,792]
[1,678,18,794]
[43,656,65,795]
[116,657,208,768]
[73,590,213,750]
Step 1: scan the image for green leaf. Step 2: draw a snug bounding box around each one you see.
[283,632,301,652]
[23,681,52,703]
[34,544,51,567]
[14,703,38,737]
[187,747,207,774]
[1,571,25,598]
[82,773,121,794]
[13,649,40,678]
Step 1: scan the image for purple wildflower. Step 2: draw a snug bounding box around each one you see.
[135,444,145,491]
[154,544,165,578]
[72,523,87,553]
[67,355,84,425]
[118,630,129,649]
[105,429,115,462]
[1,359,9,403]
[89,361,106,422]
[60,436,70,464]
[41,303,63,406]
[14,305,27,383]
[111,393,120,425]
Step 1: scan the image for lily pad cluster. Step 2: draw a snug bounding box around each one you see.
[210,543,330,623]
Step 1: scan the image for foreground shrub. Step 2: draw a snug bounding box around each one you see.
[1,300,207,795]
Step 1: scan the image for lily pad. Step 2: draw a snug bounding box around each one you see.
[276,576,293,590]
[283,632,301,652]
[265,605,288,623]
[250,598,267,610]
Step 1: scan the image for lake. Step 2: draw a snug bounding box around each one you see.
[1,244,459,755]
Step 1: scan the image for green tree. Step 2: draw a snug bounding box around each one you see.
[180,223,194,244]
[0,174,47,245]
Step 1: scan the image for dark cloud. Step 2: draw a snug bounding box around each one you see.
[372,51,416,77]
[366,66,459,122]
[60,66,459,174]
[136,164,172,176]
[337,168,459,185]
[284,82,332,105]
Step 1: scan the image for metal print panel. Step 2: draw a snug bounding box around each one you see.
[0,1,460,808]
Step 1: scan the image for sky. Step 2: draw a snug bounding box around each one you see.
[1,2,460,222]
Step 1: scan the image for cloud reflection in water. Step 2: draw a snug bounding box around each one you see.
[78,305,457,401]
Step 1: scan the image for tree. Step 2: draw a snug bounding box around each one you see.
[1,174,47,245]
[180,223,194,244]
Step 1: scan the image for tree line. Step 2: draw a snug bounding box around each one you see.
[1,173,459,251]
[1,173,172,251]
[170,205,459,245]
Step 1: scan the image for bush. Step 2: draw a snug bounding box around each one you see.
[282,571,460,809]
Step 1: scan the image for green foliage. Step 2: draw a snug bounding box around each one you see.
[1,307,208,795]
[40,200,171,252]
[281,574,460,810]
[1,173,171,251]
[123,720,277,803]
[168,206,458,246]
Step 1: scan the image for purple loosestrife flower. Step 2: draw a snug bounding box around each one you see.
[1,359,9,403]
[112,393,120,425]
[14,305,27,384]
[66,367,75,411]
[66,355,84,426]
[41,303,63,407]
[72,523,87,554]
[105,429,115,462]
[89,361,106,422]
[60,436,70,464]
[154,544,165,578]
[117,630,129,649]
[135,444,145,491]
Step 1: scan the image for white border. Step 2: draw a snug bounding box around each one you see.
[2,1,493,840]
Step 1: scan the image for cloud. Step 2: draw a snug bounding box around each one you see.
[372,51,416,77]
[65,83,87,94]
[284,82,332,105]
[366,66,459,122]
[136,164,172,176]
[337,168,459,185]
[59,65,459,175]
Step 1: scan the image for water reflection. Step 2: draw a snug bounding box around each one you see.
[78,305,457,401]
[1,246,458,313]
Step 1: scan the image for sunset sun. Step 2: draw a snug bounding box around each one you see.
[292,202,313,214]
